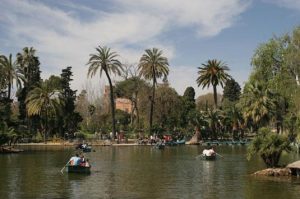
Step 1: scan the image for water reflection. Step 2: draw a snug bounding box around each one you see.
[0,146,300,199]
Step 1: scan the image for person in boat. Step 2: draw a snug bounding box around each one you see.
[202,147,216,156]
[85,158,90,167]
[75,143,83,149]
[69,153,81,165]
[82,143,88,149]
[79,154,86,166]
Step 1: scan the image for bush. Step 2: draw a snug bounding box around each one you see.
[247,127,292,168]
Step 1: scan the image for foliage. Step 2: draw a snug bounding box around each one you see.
[115,110,131,130]
[197,59,231,108]
[25,81,64,143]
[16,47,41,134]
[60,67,82,135]
[153,84,182,130]
[222,78,241,103]
[138,48,169,132]
[0,122,20,146]
[180,87,196,128]
[247,127,292,168]
[239,82,275,131]
[115,77,150,128]
[87,46,122,138]
[0,54,24,100]
[196,93,222,111]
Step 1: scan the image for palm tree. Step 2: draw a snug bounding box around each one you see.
[87,46,122,139]
[206,109,224,140]
[197,59,231,108]
[26,82,64,143]
[0,54,24,100]
[240,83,275,132]
[16,47,40,87]
[225,106,244,139]
[138,48,169,131]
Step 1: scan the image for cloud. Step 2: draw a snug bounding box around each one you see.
[0,0,250,95]
[263,0,300,11]
[116,0,250,37]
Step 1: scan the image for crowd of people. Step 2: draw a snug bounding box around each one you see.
[69,153,90,167]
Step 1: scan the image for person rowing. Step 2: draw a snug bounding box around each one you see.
[69,153,81,166]
[202,147,216,157]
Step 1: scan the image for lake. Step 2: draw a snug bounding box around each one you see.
[0,145,300,199]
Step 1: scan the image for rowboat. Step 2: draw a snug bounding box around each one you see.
[66,165,91,174]
[204,154,216,160]
[0,147,24,153]
[155,143,165,149]
[82,147,92,152]
[176,139,186,145]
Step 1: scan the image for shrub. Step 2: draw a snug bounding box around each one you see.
[247,127,292,168]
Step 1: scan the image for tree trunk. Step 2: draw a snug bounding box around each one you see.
[8,81,11,100]
[130,99,134,128]
[105,70,116,140]
[213,85,218,109]
[150,76,156,133]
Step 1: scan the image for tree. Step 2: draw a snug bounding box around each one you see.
[196,93,222,111]
[239,83,275,132]
[196,59,231,108]
[181,87,196,127]
[25,82,64,143]
[0,54,24,100]
[138,48,169,132]
[87,46,122,139]
[153,85,182,130]
[222,78,241,102]
[247,127,291,168]
[115,77,149,128]
[206,109,224,139]
[60,67,82,136]
[16,47,41,133]
[187,110,208,141]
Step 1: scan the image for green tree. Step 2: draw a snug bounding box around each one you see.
[239,83,275,132]
[247,127,291,168]
[138,48,169,132]
[153,85,182,130]
[206,109,224,139]
[196,59,231,108]
[0,54,24,100]
[60,67,82,136]
[87,46,122,139]
[222,78,241,103]
[16,47,41,133]
[25,82,64,143]
[115,77,149,128]
[196,93,222,111]
[181,87,196,127]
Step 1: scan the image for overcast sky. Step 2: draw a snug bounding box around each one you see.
[1,0,300,97]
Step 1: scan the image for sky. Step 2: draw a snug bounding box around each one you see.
[1,0,300,97]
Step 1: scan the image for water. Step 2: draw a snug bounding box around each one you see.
[0,145,300,199]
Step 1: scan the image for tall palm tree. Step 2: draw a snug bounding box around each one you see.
[197,59,231,108]
[87,46,122,139]
[138,48,169,131]
[17,47,36,68]
[16,47,40,87]
[0,54,24,100]
[26,82,64,143]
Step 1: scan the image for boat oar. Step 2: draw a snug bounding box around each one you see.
[196,154,204,159]
[216,153,224,158]
[60,160,70,173]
